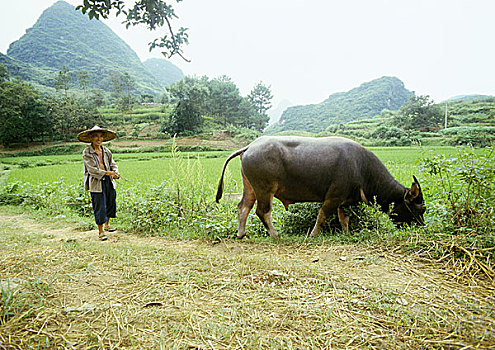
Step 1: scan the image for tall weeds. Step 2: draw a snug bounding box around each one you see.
[117,140,238,236]
[420,147,495,280]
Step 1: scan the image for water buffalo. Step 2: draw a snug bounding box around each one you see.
[216,136,426,239]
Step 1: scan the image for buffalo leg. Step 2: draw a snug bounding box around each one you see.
[338,207,350,232]
[255,194,279,239]
[310,199,339,237]
[237,174,256,239]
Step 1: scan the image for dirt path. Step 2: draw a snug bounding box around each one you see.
[1,210,494,349]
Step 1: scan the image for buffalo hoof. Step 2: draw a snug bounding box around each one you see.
[309,229,320,238]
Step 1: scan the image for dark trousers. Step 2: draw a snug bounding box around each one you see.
[90,176,117,225]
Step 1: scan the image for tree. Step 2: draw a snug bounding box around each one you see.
[140,94,155,103]
[160,91,171,104]
[0,81,51,146]
[164,76,209,134]
[164,100,202,135]
[207,76,243,127]
[167,76,209,106]
[248,82,273,116]
[54,66,72,97]
[237,97,258,129]
[110,71,136,121]
[88,89,106,109]
[247,82,272,131]
[0,64,9,83]
[119,72,136,116]
[76,0,189,60]
[46,96,105,141]
[76,70,90,95]
[165,75,271,133]
[250,110,270,132]
[110,70,124,101]
[395,95,443,131]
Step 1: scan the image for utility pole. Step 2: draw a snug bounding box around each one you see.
[444,101,448,129]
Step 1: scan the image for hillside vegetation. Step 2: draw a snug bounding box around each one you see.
[0,53,58,93]
[0,65,273,149]
[318,97,495,147]
[267,76,412,133]
[143,58,185,88]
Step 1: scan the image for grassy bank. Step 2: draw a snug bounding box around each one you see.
[1,209,494,349]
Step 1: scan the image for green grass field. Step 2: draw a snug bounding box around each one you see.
[2,156,239,188]
[1,146,462,190]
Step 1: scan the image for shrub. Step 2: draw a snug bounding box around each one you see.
[116,146,224,236]
[438,126,495,146]
[0,183,28,206]
[278,202,332,236]
[421,148,495,238]
[0,180,91,217]
[276,201,396,241]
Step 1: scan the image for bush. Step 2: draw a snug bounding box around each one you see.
[0,180,91,217]
[276,201,396,241]
[0,183,28,206]
[438,126,495,146]
[421,148,495,238]
[116,147,226,236]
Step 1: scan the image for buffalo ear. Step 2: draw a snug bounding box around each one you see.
[405,182,420,202]
[413,175,420,185]
[412,175,422,191]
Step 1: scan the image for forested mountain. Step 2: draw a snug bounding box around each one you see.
[4,1,182,95]
[0,53,58,89]
[267,76,413,133]
[143,58,184,88]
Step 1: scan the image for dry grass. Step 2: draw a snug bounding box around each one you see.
[0,211,494,349]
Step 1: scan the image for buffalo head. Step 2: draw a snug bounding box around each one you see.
[390,175,426,226]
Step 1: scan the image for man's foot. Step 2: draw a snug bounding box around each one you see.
[98,232,108,241]
[104,226,116,232]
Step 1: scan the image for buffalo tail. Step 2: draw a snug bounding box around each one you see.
[216,146,249,203]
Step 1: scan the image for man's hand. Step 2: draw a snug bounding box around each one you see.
[106,171,119,179]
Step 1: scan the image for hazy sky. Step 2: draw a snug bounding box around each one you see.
[1,0,494,107]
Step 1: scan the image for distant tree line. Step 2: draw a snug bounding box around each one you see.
[0,63,273,147]
[323,94,495,147]
[0,64,105,147]
[162,76,272,135]
[325,94,445,146]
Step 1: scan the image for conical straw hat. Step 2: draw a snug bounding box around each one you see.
[77,125,117,143]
